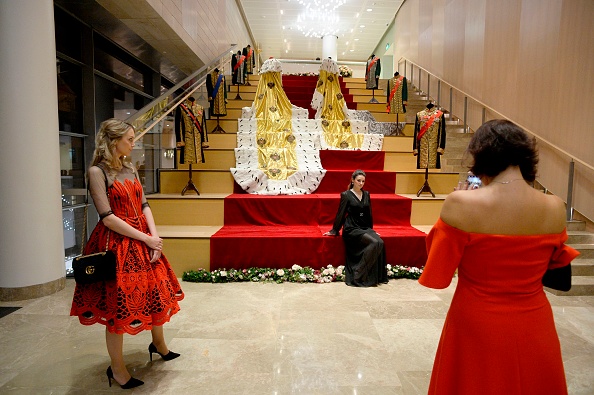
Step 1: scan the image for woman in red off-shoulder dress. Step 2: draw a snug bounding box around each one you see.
[419,120,579,395]
[71,119,184,389]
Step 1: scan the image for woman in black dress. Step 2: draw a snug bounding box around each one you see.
[324,169,388,286]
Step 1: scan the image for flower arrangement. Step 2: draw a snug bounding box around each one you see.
[338,65,353,77]
[182,264,423,284]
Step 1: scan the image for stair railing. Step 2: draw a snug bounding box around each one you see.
[398,57,593,221]
[120,46,236,193]
[126,45,237,142]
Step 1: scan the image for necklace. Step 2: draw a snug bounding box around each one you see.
[492,178,524,185]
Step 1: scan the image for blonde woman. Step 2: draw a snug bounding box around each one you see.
[71,119,183,389]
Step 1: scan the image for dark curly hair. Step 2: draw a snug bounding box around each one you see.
[466,119,538,182]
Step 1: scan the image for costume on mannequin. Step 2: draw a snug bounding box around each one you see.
[365,54,381,90]
[242,44,255,75]
[175,97,207,164]
[413,103,446,169]
[386,72,408,114]
[231,51,246,85]
[206,68,227,118]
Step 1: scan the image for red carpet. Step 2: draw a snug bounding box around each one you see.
[281,75,356,118]
[214,149,428,270]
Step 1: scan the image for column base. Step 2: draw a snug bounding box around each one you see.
[0,277,66,301]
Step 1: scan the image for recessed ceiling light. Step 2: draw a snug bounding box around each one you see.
[349,49,354,52]
[346,41,349,45]
[286,49,288,53]
[280,10,284,14]
[367,8,372,12]
[355,38,359,41]
[282,26,285,29]
[356,13,360,17]
[360,25,365,28]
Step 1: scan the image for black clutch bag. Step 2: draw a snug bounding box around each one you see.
[73,251,117,284]
[74,170,116,285]
[542,264,572,292]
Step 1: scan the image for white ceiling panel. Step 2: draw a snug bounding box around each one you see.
[239,0,404,62]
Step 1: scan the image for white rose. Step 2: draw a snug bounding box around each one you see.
[292,264,302,270]
[277,269,285,276]
[220,271,227,277]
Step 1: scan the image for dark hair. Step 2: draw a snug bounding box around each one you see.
[466,119,538,182]
[348,169,366,189]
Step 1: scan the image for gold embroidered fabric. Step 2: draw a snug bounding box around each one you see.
[181,102,204,164]
[316,68,363,149]
[210,71,227,116]
[416,109,442,169]
[388,77,405,114]
[252,70,297,179]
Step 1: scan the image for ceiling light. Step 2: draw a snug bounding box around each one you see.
[367,8,372,11]
[346,41,349,45]
[356,13,360,17]
[354,38,359,41]
[295,8,342,38]
[360,25,365,28]
[284,39,287,42]
[280,10,284,14]
[349,49,354,52]
[286,49,288,53]
[282,26,286,29]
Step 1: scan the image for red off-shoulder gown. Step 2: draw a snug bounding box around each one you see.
[419,218,578,395]
[71,177,184,335]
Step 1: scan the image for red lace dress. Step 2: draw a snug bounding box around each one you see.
[71,166,183,335]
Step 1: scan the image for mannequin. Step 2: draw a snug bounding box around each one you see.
[175,96,208,195]
[386,71,408,117]
[242,44,255,76]
[231,51,246,85]
[413,102,446,197]
[365,54,381,103]
[206,67,227,132]
[365,54,381,90]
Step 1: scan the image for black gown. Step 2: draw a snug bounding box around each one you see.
[330,190,388,287]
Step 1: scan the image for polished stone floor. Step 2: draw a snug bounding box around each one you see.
[0,278,592,394]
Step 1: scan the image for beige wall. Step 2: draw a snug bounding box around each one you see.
[393,0,594,221]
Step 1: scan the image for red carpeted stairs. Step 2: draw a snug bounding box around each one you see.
[281,75,356,118]
[212,151,428,270]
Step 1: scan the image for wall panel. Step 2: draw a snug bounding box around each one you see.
[393,0,594,220]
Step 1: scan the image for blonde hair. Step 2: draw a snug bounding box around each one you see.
[91,118,135,174]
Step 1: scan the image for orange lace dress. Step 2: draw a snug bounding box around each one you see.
[419,218,579,395]
[71,166,183,335]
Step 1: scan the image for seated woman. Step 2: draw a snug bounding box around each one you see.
[324,169,388,287]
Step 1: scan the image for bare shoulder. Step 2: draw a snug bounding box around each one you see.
[440,190,482,229]
[540,192,567,232]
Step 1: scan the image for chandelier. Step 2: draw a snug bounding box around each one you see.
[291,0,346,38]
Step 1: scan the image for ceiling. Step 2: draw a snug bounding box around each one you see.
[239,0,404,62]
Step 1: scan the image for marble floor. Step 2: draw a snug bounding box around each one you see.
[0,278,592,394]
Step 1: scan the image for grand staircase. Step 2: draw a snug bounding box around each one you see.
[147,72,594,295]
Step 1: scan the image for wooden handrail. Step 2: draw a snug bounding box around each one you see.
[398,57,593,172]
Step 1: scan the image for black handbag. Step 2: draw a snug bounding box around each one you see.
[73,168,117,285]
[73,250,117,284]
[542,264,572,292]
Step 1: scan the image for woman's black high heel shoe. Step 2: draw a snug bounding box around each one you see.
[148,342,180,362]
[106,366,144,389]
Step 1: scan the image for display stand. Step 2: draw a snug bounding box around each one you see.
[417,167,435,197]
[181,164,200,196]
[395,113,405,136]
[234,83,243,100]
[368,88,379,103]
[211,116,226,133]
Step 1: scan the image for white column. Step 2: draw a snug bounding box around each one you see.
[322,35,338,61]
[0,0,65,299]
